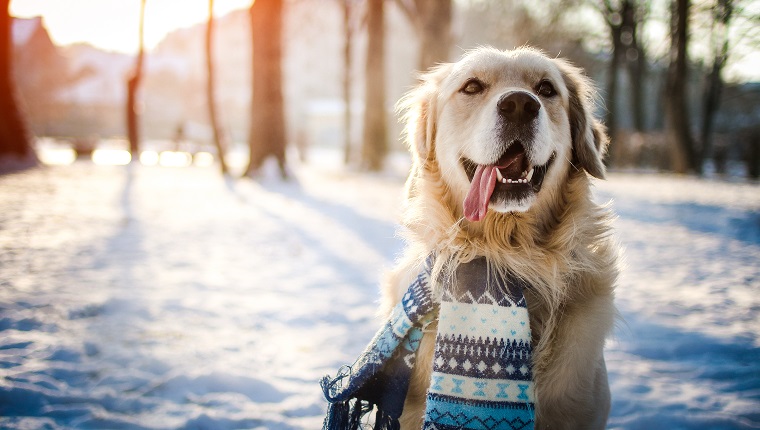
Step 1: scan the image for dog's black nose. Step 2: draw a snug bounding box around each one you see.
[498,91,540,124]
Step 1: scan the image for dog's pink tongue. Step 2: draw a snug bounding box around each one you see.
[463,165,497,222]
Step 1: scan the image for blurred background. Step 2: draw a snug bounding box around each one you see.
[1,1,759,429]
[1,0,759,176]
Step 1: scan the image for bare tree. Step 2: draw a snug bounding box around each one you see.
[206,0,229,174]
[664,0,697,174]
[625,3,648,134]
[245,0,288,178]
[699,0,733,174]
[126,0,146,162]
[361,0,387,171]
[600,0,648,138]
[0,0,34,166]
[395,0,453,71]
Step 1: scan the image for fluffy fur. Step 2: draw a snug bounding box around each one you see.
[381,47,619,429]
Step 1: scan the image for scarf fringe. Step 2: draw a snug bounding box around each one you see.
[374,407,401,430]
[322,400,351,430]
[322,398,400,430]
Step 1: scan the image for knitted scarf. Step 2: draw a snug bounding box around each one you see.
[320,257,535,430]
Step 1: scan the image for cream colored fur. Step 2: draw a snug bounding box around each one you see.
[381,47,618,429]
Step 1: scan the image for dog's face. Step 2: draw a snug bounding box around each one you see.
[403,47,607,222]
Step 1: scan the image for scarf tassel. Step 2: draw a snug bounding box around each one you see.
[322,399,350,430]
[322,398,400,430]
[373,407,401,430]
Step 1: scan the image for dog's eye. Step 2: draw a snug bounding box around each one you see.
[460,79,485,95]
[536,80,557,97]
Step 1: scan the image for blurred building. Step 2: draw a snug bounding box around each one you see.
[12,17,129,139]
[12,17,69,136]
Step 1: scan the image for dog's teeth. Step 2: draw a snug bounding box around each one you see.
[503,177,531,184]
[496,168,504,181]
[526,168,534,182]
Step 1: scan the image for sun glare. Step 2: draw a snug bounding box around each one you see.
[10,0,252,54]
[38,148,76,165]
[92,149,132,166]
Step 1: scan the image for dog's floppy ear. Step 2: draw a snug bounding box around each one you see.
[397,64,452,165]
[558,60,609,180]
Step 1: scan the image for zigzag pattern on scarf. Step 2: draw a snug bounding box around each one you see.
[423,398,534,430]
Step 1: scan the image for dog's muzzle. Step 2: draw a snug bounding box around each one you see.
[461,91,554,221]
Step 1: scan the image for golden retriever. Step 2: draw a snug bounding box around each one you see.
[382,47,618,429]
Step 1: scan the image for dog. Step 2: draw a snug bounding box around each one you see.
[381,47,618,429]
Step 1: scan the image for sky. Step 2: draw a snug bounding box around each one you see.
[10,0,252,54]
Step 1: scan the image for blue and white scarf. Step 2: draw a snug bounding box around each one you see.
[320,257,535,430]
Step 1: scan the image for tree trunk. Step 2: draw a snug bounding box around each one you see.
[0,0,34,164]
[746,128,760,179]
[605,22,622,163]
[126,0,146,161]
[415,0,452,71]
[603,0,647,167]
[342,0,353,165]
[700,0,732,174]
[624,0,646,132]
[701,60,724,172]
[664,0,696,174]
[361,0,387,171]
[206,0,228,174]
[245,0,287,178]
[629,45,647,132]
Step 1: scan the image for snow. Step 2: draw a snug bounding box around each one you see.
[1,148,759,429]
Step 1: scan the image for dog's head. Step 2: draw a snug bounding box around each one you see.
[400,47,608,224]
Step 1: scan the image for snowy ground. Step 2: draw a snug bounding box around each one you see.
[1,148,758,429]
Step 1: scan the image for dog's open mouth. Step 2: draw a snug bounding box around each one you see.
[461,141,554,221]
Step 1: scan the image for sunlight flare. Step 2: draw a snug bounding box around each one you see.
[92,149,132,166]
